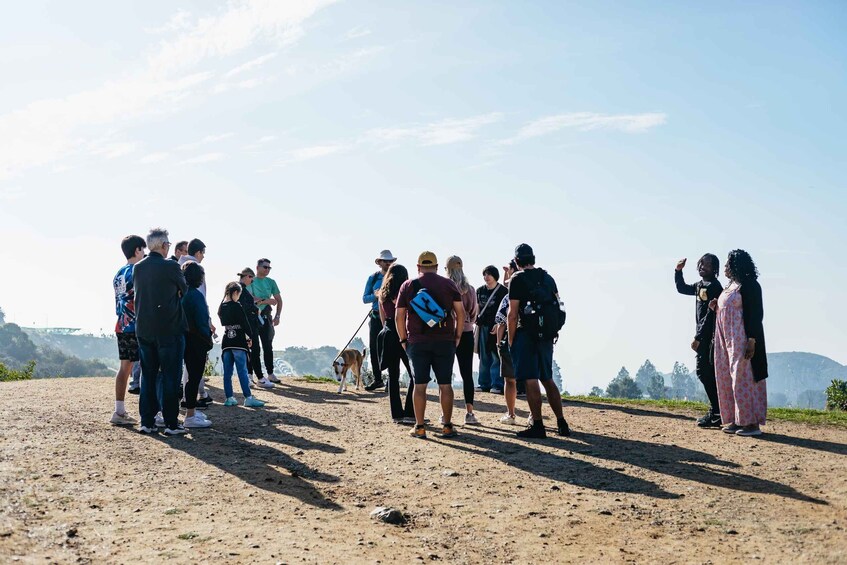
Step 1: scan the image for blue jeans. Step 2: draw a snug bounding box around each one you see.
[223,349,252,398]
[139,334,185,429]
[477,325,501,390]
[129,361,141,389]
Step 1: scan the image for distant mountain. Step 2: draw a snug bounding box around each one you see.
[767,352,845,400]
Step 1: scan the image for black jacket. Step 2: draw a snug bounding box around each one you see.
[134,252,188,339]
[739,280,768,382]
[218,301,251,352]
[238,286,260,337]
[475,283,508,328]
[675,270,723,343]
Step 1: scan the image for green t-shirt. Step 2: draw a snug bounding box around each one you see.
[248,277,280,313]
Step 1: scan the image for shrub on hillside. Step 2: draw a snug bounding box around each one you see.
[825,379,847,411]
[0,360,35,382]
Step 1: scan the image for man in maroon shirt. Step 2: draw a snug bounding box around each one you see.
[396,251,465,439]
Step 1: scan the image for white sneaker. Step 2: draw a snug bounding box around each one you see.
[110,412,137,426]
[267,374,281,384]
[155,412,165,427]
[184,415,212,428]
[500,414,517,425]
[464,412,480,425]
[257,378,275,389]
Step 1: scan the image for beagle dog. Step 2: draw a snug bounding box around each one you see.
[332,348,366,393]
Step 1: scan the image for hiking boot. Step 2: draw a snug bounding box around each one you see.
[696,409,722,428]
[110,412,137,426]
[736,426,763,437]
[244,396,266,408]
[464,412,480,425]
[517,422,547,439]
[437,423,458,438]
[410,425,427,439]
[722,423,742,434]
[557,418,571,437]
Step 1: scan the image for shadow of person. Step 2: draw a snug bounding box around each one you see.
[574,431,827,505]
[562,399,694,421]
[755,433,847,456]
[125,411,344,511]
[439,428,681,499]
[270,380,382,405]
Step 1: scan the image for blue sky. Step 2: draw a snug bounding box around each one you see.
[1,1,844,392]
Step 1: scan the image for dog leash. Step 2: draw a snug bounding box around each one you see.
[333,311,371,362]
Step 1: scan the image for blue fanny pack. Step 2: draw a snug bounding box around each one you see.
[409,280,448,328]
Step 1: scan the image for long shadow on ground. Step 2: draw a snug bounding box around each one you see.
[442,428,681,499]
[562,399,694,421]
[755,433,847,456]
[573,431,827,505]
[126,400,344,510]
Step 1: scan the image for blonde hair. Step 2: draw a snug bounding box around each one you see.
[445,255,470,294]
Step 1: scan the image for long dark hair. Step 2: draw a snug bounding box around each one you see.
[726,249,759,283]
[222,281,242,302]
[379,264,409,303]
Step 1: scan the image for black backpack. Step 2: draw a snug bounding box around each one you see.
[521,269,566,342]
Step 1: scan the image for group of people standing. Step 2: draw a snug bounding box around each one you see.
[674,249,768,436]
[110,228,284,435]
[364,245,570,440]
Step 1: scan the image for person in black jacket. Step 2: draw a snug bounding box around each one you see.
[236,268,262,381]
[218,282,266,408]
[674,254,723,427]
[182,262,213,429]
[709,250,768,437]
[377,263,415,423]
[134,228,189,436]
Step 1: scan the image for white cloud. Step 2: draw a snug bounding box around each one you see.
[139,152,169,164]
[365,112,503,147]
[0,0,336,180]
[503,112,667,144]
[180,152,225,165]
[344,26,372,40]
[144,10,193,35]
[89,141,138,159]
[213,75,275,94]
[243,135,278,151]
[0,186,24,201]
[223,52,277,78]
[274,143,347,167]
[177,132,235,150]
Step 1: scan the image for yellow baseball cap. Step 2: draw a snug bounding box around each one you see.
[417,251,438,266]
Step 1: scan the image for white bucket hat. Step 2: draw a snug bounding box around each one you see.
[375,250,397,263]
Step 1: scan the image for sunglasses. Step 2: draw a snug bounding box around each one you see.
[244,274,255,279]
[261,265,272,270]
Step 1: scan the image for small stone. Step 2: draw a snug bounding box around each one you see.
[66,528,78,538]
[370,507,407,525]
[750,461,761,467]
[726,529,738,535]
[550,485,560,491]
[442,470,459,477]
[598,510,612,516]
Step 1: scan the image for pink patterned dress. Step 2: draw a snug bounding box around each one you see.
[713,283,767,426]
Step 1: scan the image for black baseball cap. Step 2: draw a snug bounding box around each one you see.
[515,243,534,258]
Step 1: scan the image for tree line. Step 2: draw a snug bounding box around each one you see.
[588,359,705,402]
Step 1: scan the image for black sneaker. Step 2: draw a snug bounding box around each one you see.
[557,418,571,437]
[365,381,386,392]
[128,386,140,395]
[517,422,547,439]
[696,409,722,428]
[163,425,188,436]
[196,396,213,408]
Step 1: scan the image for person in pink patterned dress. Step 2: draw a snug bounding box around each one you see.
[709,249,768,437]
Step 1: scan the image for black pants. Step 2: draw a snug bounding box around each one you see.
[369,314,384,383]
[455,331,474,406]
[255,313,275,376]
[696,344,720,413]
[388,347,414,420]
[248,330,262,378]
[183,336,207,409]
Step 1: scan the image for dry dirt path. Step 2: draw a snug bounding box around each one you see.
[1,377,845,564]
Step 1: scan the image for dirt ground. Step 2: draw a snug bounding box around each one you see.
[1,377,845,564]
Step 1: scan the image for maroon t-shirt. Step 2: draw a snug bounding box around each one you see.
[379,298,396,320]
[396,272,461,344]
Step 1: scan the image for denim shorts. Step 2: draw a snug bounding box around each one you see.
[407,340,456,385]
[510,330,553,382]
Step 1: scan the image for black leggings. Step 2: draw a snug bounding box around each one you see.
[456,331,475,406]
[369,314,384,381]
[388,349,414,420]
[183,337,207,409]
[255,314,275,375]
